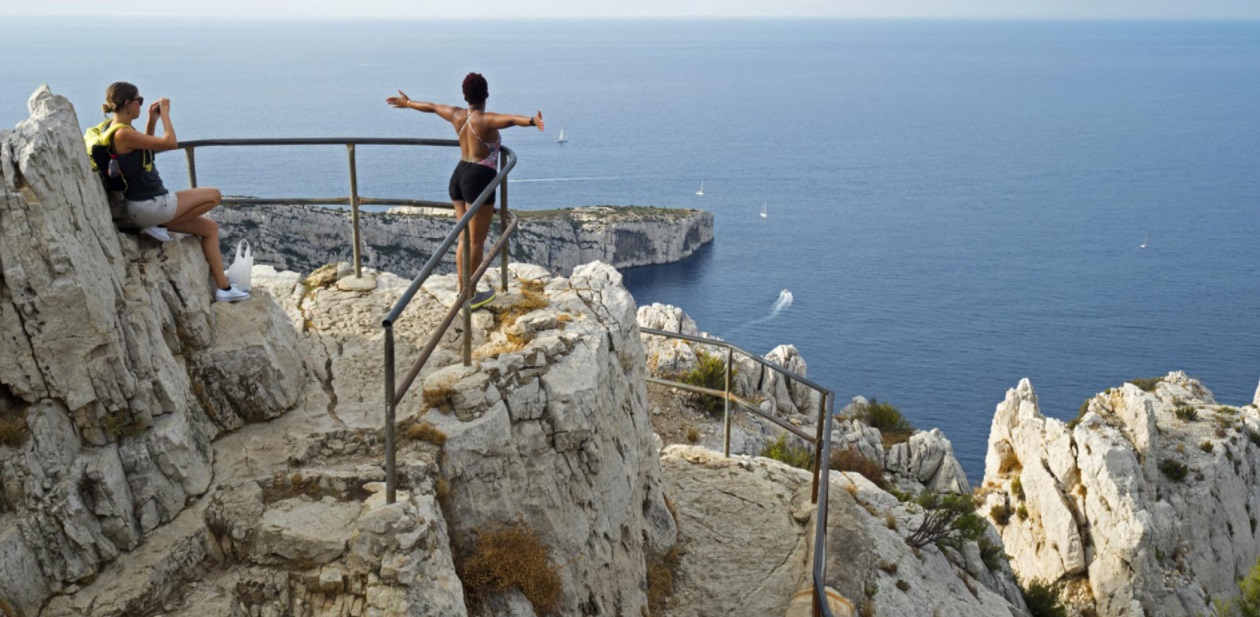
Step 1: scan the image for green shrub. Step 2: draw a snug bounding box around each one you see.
[760,434,814,471]
[680,352,730,416]
[858,399,915,447]
[1174,406,1199,422]
[1247,429,1260,448]
[979,538,1007,571]
[1011,476,1025,501]
[990,503,1012,526]
[1216,555,1260,617]
[1159,459,1188,482]
[905,491,987,550]
[1127,377,1163,392]
[1017,505,1029,520]
[1201,441,1214,453]
[1020,578,1067,617]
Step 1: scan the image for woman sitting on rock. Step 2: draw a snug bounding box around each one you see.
[102,81,248,303]
[387,73,543,309]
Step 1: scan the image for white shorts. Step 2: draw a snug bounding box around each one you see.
[125,193,178,228]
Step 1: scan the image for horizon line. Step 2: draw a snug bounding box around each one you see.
[4,14,1260,21]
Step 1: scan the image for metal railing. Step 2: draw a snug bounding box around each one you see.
[179,137,519,508]
[180,137,470,278]
[176,138,837,615]
[639,328,838,617]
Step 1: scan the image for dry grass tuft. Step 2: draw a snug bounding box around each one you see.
[100,412,146,440]
[261,472,321,504]
[684,426,700,444]
[491,279,550,331]
[830,447,887,489]
[423,385,457,414]
[459,519,563,615]
[0,409,29,448]
[474,338,528,359]
[402,419,447,446]
[646,546,681,615]
[997,449,1022,476]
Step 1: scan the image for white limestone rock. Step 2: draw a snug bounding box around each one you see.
[636,303,817,421]
[982,373,1260,616]
[215,203,714,277]
[659,445,1025,617]
[0,87,305,615]
[829,397,972,495]
[418,261,675,616]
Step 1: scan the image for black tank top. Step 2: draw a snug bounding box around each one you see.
[115,147,168,201]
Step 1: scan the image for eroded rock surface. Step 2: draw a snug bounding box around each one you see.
[660,445,1025,617]
[1,87,306,616]
[982,373,1260,616]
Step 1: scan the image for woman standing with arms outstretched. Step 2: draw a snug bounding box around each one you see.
[102,81,248,303]
[387,73,543,309]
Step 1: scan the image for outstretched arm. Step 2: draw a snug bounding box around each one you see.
[387,90,458,122]
[487,110,545,132]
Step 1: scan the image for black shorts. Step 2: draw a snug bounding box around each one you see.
[448,161,497,205]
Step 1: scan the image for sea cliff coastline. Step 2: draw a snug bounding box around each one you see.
[214,203,714,277]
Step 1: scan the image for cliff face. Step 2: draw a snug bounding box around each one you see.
[0,88,305,615]
[982,373,1260,616]
[214,203,713,277]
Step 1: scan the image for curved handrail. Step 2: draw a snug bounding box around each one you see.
[639,327,838,617]
[178,137,521,511]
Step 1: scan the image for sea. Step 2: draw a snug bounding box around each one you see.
[3,18,1258,482]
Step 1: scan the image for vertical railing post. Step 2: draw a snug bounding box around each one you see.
[461,223,472,366]
[184,146,197,188]
[347,144,363,278]
[723,346,732,457]
[384,325,397,504]
[812,390,828,504]
[498,150,509,292]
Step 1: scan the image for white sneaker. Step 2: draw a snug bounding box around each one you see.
[141,226,174,242]
[214,284,250,303]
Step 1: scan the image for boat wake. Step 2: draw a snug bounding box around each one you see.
[728,290,793,336]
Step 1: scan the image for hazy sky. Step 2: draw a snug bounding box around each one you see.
[4,0,1260,19]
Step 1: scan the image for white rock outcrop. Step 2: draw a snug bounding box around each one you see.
[423,261,677,615]
[215,203,714,277]
[0,87,306,615]
[982,373,1260,616]
[637,303,819,426]
[660,445,1025,617]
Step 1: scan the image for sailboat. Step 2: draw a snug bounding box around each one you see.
[556,129,567,144]
[1140,232,1148,249]
[696,181,704,196]
[760,201,768,219]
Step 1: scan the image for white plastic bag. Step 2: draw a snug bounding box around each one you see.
[225,240,253,292]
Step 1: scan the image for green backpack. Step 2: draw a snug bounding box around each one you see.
[83,120,129,193]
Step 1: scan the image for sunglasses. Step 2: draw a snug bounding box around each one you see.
[132,96,144,106]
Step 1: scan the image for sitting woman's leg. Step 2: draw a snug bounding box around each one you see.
[166,214,229,289]
[168,187,223,225]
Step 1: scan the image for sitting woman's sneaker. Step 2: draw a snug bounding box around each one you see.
[214,284,250,303]
[141,226,174,242]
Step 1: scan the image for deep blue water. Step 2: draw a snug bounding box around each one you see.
[3,19,1259,481]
